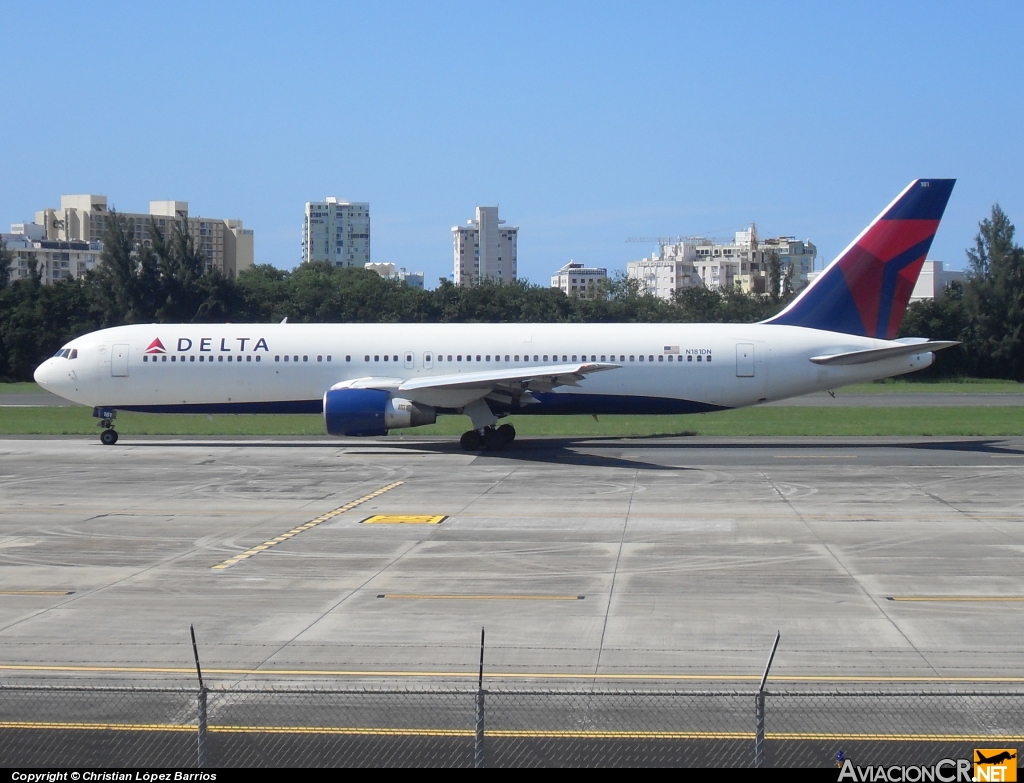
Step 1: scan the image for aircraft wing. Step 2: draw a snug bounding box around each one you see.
[331,362,620,408]
[810,341,960,366]
[398,362,619,393]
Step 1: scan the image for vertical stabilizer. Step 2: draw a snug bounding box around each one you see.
[764,179,955,337]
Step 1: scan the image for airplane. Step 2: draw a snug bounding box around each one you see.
[976,751,1017,765]
[34,178,958,450]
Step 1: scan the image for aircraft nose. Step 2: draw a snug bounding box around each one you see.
[33,360,52,389]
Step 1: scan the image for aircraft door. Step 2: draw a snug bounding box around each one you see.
[111,344,130,377]
[404,351,415,369]
[736,343,754,377]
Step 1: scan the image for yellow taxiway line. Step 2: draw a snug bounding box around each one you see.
[211,482,403,570]
[888,596,1024,602]
[3,663,1024,683]
[0,721,1021,743]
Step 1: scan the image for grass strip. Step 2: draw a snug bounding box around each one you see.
[1,406,1021,437]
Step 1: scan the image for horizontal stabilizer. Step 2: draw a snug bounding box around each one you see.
[810,341,959,366]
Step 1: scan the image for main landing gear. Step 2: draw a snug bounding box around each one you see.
[460,423,515,452]
[93,407,118,445]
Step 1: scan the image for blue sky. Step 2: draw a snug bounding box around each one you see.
[2,2,1021,285]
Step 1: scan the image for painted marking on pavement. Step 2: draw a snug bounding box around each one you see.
[888,596,1024,602]
[212,482,403,569]
[0,591,74,596]
[361,515,446,525]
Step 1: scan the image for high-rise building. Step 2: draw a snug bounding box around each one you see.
[24,194,253,277]
[302,198,370,267]
[452,206,517,286]
[551,261,607,298]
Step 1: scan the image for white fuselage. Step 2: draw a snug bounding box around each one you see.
[34,322,933,417]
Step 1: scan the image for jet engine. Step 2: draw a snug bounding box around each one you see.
[323,388,436,436]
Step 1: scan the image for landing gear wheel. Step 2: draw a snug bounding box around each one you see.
[100,429,118,446]
[483,427,504,451]
[460,430,483,451]
[496,423,516,444]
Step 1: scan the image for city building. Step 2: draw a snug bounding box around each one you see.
[626,245,698,300]
[551,261,608,298]
[627,225,817,297]
[302,198,369,267]
[22,194,253,277]
[452,206,517,286]
[909,261,964,302]
[365,262,425,289]
[2,224,103,284]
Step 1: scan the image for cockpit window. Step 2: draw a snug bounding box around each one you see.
[70,349,78,359]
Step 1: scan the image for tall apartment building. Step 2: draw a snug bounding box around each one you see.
[302,198,370,267]
[452,206,517,286]
[24,194,253,277]
[551,261,607,298]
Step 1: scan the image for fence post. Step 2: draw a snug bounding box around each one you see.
[755,631,780,769]
[191,624,208,769]
[475,627,485,769]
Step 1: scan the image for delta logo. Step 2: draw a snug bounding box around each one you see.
[145,338,167,355]
[975,749,1017,782]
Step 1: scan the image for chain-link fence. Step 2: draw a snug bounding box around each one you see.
[2,684,1023,767]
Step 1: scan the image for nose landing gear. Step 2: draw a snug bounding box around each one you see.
[93,407,118,445]
[459,423,516,452]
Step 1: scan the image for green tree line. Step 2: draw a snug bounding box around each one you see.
[1,206,1022,381]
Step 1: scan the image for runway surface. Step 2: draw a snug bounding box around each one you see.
[1,435,1023,688]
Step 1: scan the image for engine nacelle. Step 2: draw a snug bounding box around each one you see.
[323,389,436,436]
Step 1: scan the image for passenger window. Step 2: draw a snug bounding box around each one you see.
[639,355,644,362]
[543,355,548,361]
[218,356,223,362]
[247,356,252,362]
[346,356,351,362]
[384,355,389,361]
[514,355,519,361]
[284,356,289,362]
[486,355,491,361]
[475,355,481,361]
[707,355,712,362]
[600,355,606,361]
[256,356,261,362]
[448,355,453,361]
[375,355,380,362]
[629,355,635,362]
[697,355,702,362]
[317,356,322,362]
[533,355,538,361]
[365,355,370,361]
[658,355,664,362]
[190,356,196,362]
[649,356,654,362]
[572,355,577,361]
[171,356,176,362]
[504,355,510,361]
[457,355,462,361]
[687,355,693,362]
[143,356,148,362]
[200,356,205,362]
[562,355,567,361]
[302,356,307,362]
[393,355,398,362]
[619,355,625,361]
[162,356,167,362]
[275,355,281,362]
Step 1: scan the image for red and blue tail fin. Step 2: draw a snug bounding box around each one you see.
[764,179,955,338]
